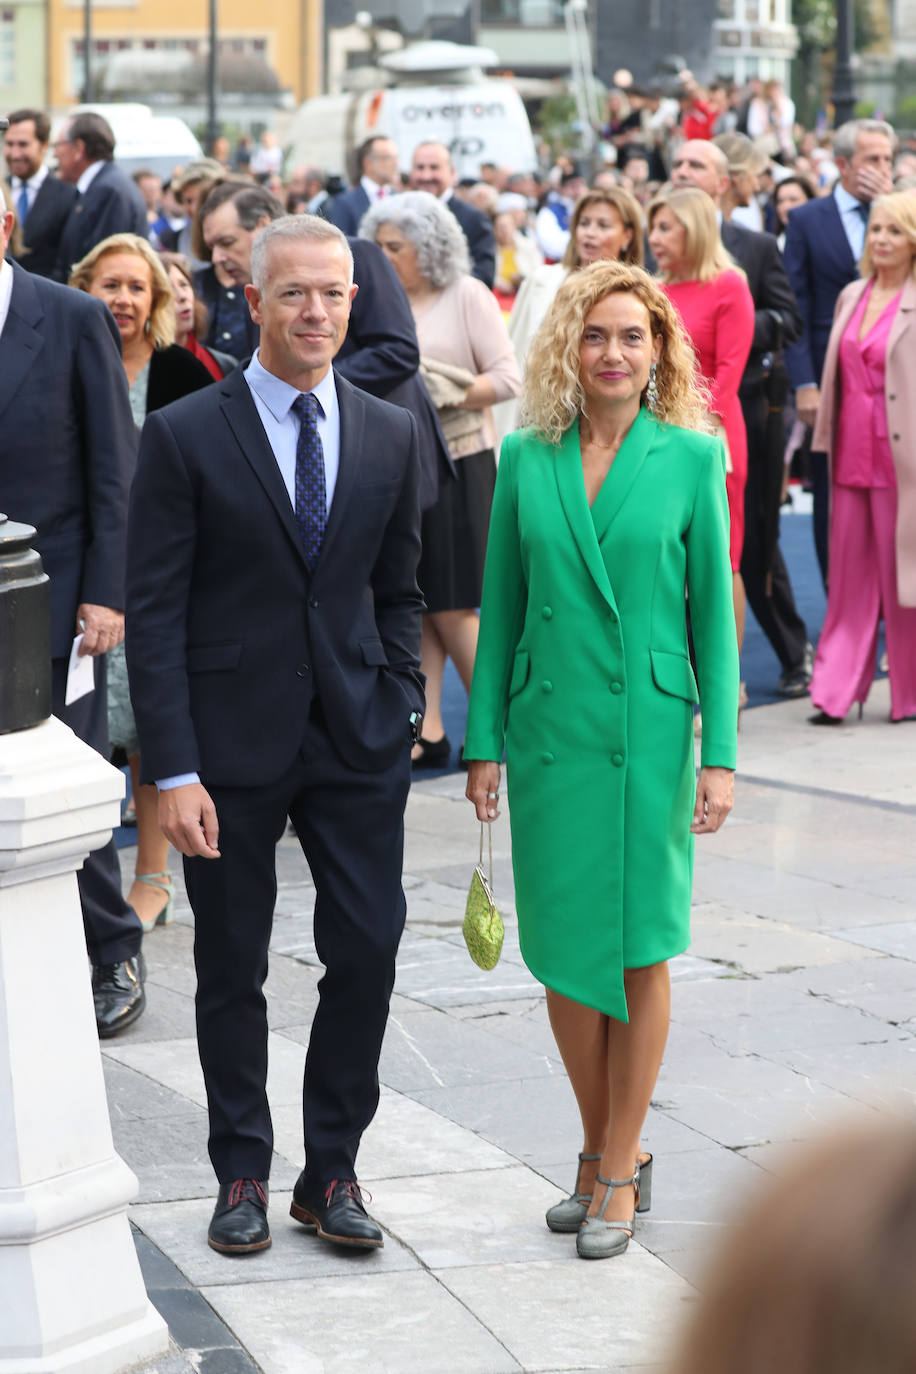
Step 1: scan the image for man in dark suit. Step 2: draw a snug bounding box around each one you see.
[0,189,146,1036]
[409,141,496,288]
[783,118,895,585]
[54,111,148,279]
[672,138,811,696]
[3,108,76,277]
[126,215,425,1256]
[325,135,401,236]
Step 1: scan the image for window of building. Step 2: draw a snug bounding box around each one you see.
[0,9,15,89]
[479,0,565,23]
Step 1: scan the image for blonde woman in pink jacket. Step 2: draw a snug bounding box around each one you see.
[809,190,916,724]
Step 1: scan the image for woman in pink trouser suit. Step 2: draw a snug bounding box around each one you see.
[810,191,916,724]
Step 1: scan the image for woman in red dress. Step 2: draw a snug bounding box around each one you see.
[649,187,755,681]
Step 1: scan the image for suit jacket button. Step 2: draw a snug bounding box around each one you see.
[541,751,554,764]
[610,681,623,694]
[309,597,319,608]
[296,664,310,676]
[541,606,553,619]
[893,433,900,441]
[888,394,896,401]
[612,752,624,767]
[541,680,553,694]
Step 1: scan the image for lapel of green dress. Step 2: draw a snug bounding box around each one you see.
[554,422,616,612]
[590,407,657,547]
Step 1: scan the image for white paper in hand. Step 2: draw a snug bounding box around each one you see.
[65,635,96,705]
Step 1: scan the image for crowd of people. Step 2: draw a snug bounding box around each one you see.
[2,85,915,1269]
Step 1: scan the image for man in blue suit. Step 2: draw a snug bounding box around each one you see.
[0,186,146,1037]
[409,141,496,288]
[325,135,401,236]
[53,110,148,279]
[783,118,895,585]
[126,215,425,1256]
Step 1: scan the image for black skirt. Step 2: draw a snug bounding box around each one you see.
[417,448,497,613]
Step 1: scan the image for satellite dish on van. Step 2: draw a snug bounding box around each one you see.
[379,42,499,75]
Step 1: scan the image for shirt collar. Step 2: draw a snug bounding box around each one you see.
[11,165,49,192]
[76,160,106,194]
[834,182,867,216]
[245,349,338,423]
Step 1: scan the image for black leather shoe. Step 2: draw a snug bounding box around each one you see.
[411,734,451,769]
[290,1174,383,1248]
[93,953,146,1038]
[808,710,843,726]
[208,1179,271,1254]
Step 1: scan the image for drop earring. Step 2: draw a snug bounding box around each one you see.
[645,362,659,413]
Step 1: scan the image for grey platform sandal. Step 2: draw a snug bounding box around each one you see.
[576,1169,639,1260]
[545,1152,601,1233]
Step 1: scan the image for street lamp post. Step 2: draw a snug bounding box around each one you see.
[206,0,219,154]
[832,0,856,127]
[82,0,92,101]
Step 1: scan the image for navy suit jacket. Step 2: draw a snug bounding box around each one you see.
[448,194,496,288]
[325,184,372,237]
[12,174,77,278]
[0,262,136,657]
[720,219,801,392]
[126,366,425,786]
[57,161,148,279]
[782,193,859,389]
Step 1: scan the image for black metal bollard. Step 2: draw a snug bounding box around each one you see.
[0,512,51,734]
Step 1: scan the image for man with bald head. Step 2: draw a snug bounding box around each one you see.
[671,139,810,696]
[408,141,496,287]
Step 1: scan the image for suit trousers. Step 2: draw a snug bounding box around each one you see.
[183,699,412,1185]
[52,655,143,966]
[739,387,809,674]
[810,484,916,721]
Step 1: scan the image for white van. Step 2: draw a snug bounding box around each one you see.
[55,104,202,181]
[285,43,537,180]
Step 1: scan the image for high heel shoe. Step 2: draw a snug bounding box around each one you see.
[808,710,843,726]
[545,1152,601,1233]
[134,871,174,933]
[635,1152,652,1214]
[576,1170,639,1260]
[411,735,451,769]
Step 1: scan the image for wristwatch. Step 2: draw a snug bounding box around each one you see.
[408,710,424,744]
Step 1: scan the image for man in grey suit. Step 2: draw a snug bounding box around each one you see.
[53,110,147,279]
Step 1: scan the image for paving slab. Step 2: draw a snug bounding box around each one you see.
[199,1271,523,1373]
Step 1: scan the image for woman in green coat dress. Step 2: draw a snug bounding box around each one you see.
[465,260,739,1260]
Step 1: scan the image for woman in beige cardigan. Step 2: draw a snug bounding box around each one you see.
[360,191,521,766]
[810,190,916,724]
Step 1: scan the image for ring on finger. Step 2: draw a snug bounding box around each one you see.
[487,791,499,799]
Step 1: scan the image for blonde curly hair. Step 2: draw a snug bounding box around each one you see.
[521,260,712,444]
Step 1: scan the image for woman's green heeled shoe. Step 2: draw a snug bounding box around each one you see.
[135,871,174,933]
[545,1152,601,1233]
[576,1170,639,1260]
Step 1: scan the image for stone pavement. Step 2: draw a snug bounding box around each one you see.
[108,681,915,1374]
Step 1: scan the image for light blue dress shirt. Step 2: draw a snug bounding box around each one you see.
[833,183,869,263]
[157,353,341,792]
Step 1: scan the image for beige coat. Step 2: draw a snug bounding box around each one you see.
[813,275,916,606]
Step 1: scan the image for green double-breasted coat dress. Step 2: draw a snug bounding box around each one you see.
[464,409,739,1021]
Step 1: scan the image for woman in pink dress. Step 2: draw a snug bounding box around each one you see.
[648,188,755,673]
[809,191,916,724]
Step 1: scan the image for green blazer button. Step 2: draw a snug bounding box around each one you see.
[541,606,553,619]
[610,681,623,694]
[612,752,624,767]
[541,680,553,693]
[541,751,555,764]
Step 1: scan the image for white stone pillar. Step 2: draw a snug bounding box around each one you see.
[0,716,168,1374]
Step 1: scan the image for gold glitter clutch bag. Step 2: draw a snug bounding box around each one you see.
[463,823,504,971]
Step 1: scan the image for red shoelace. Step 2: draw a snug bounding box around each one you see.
[227,1179,268,1208]
[325,1179,372,1207]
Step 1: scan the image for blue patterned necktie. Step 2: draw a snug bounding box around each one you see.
[16,184,29,225]
[291,392,326,570]
[855,201,870,227]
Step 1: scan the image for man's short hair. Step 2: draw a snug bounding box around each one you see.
[356,135,392,173]
[833,118,897,162]
[132,167,159,185]
[63,111,116,162]
[7,108,51,144]
[250,214,353,292]
[200,180,285,232]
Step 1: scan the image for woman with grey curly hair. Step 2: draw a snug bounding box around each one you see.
[360,190,521,769]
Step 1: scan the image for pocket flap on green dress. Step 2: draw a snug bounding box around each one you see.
[509,649,530,697]
[650,649,699,704]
